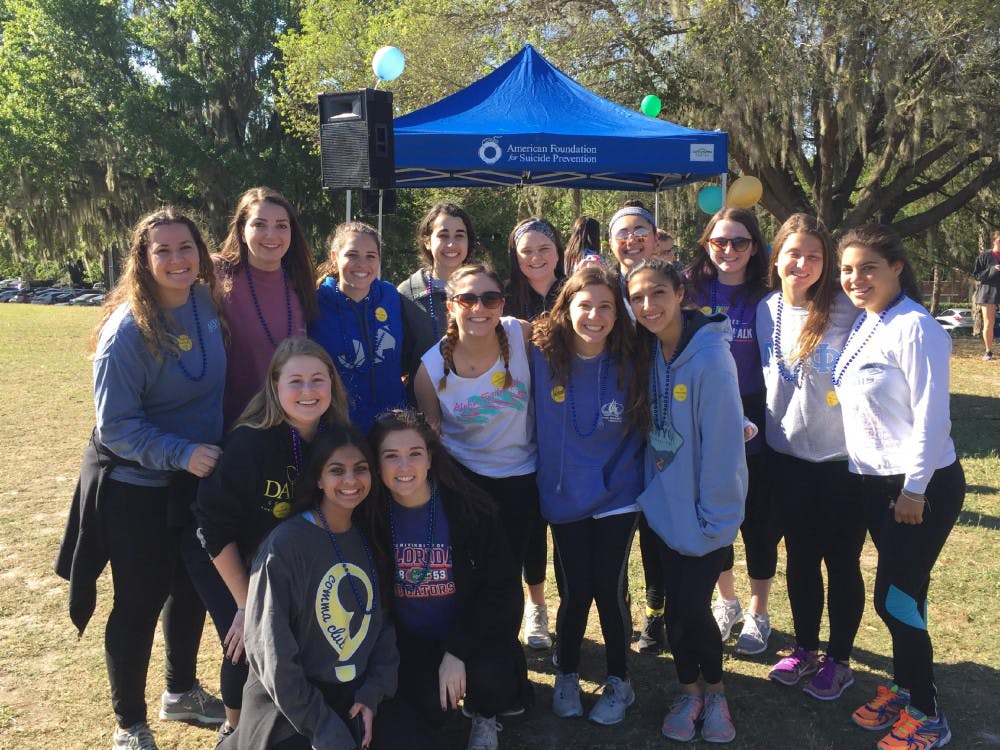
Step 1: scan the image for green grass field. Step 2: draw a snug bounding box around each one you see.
[0,305,997,749]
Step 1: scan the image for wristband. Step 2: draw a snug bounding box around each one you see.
[900,490,925,504]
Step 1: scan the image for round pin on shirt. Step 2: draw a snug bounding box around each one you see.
[177,334,193,352]
[551,385,565,403]
[375,306,388,322]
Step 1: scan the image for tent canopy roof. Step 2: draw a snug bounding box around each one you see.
[394,45,727,191]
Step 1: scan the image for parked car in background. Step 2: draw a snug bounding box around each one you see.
[935,308,974,332]
[64,292,102,306]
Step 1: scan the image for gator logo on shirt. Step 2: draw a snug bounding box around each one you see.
[315,562,374,682]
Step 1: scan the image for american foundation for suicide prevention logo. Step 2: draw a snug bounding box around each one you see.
[478,137,503,165]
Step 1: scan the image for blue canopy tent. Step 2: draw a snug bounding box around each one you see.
[393,45,727,192]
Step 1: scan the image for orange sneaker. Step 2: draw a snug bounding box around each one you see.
[876,707,951,749]
[852,684,909,731]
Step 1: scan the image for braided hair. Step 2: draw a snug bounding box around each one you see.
[438,263,513,391]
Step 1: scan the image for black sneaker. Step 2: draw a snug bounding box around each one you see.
[637,612,666,654]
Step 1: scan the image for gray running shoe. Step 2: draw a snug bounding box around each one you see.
[552,672,584,718]
[588,676,635,725]
[159,680,225,725]
[466,714,501,750]
[112,723,159,750]
[712,598,743,641]
[735,612,771,655]
[700,691,736,743]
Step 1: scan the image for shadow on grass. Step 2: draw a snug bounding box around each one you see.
[956,508,1000,530]
[459,636,1000,750]
[951,394,1000,460]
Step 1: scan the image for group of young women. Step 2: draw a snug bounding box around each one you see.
[59,189,964,750]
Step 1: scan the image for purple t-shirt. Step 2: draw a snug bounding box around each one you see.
[391,498,458,639]
[217,261,306,429]
[691,280,765,453]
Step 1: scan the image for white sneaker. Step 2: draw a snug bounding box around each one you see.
[466,714,502,750]
[112,723,159,750]
[712,598,743,641]
[734,612,771,655]
[523,602,552,649]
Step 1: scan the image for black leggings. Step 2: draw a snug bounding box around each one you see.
[523,514,548,587]
[103,479,206,728]
[774,454,866,660]
[861,461,965,717]
[181,527,248,709]
[376,629,522,750]
[551,513,638,678]
[722,448,781,580]
[638,515,665,612]
[660,542,729,685]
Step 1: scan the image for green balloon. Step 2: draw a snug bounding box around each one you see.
[640,94,662,117]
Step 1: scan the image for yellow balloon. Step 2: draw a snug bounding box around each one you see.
[727,175,763,208]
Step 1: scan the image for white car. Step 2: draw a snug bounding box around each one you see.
[934,308,973,331]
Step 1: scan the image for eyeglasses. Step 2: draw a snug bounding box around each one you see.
[707,236,753,252]
[450,291,504,309]
[614,227,651,241]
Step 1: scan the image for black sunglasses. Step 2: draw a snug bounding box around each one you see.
[450,291,504,309]
[707,236,753,252]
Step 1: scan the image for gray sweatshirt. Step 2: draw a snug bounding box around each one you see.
[244,513,397,749]
[756,291,861,463]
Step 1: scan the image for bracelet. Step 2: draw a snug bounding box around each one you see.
[900,490,925,504]
[236,607,246,612]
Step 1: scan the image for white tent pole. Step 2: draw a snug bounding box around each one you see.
[654,191,660,227]
[346,190,352,220]
[721,172,728,204]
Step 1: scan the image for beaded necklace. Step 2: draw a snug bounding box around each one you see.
[710,279,749,331]
[387,484,438,589]
[423,271,440,340]
[565,353,610,438]
[650,317,687,431]
[175,291,208,382]
[245,264,292,347]
[773,294,805,383]
[831,291,906,387]
[313,509,378,616]
[289,420,327,476]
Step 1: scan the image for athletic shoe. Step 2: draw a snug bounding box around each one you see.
[712,598,743,641]
[803,657,854,700]
[523,602,553,650]
[877,707,952,750]
[661,693,704,742]
[462,703,525,719]
[552,672,584,718]
[637,612,666,654]
[466,714,502,750]
[159,680,225,725]
[588,676,635,725]
[734,612,770,655]
[700,692,736,744]
[984,351,993,361]
[768,647,820,686]
[215,721,235,749]
[852,683,911,731]
[112,723,159,750]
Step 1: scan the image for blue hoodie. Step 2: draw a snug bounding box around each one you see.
[309,277,407,431]
[637,310,747,557]
[532,347,644,524]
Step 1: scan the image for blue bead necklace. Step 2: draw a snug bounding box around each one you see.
[387,483,438,589]
[650,317,687,431]
[176,291,208,382]
[710,278,749,330]
[424,271,440,340]
[246,263,292,348]
[831,291,906,387]
[566,353,610,438]
[313,508,378,616]
[289,420,327,476]
[773,294,804,383]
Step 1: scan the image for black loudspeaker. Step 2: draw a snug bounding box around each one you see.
[319,89,395,190]
[361,189,397,215]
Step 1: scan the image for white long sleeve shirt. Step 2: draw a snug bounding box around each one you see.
[833,296,956,494]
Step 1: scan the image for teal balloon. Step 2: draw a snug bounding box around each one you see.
[640,95,662,117]
[697,186,724,215]
[372,46,405,81]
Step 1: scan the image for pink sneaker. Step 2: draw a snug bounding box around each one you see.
[768,647,820,686]
[700,692,735,743]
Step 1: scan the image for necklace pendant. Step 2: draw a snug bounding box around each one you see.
[177,334,193,352]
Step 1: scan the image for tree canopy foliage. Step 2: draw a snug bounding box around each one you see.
[1,0,998,279]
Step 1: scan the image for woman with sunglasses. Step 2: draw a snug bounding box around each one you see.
[532,265,646,725]
[606,200,669,657]
[834,225,963,750]
[686,207,778,657]
[366,410,529,750]
[413,264,539,615]
[755,215,866,701]
[310,221,418,432]
[504,217,566,652]
[398,203,478,359]
[214,187,317,430]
